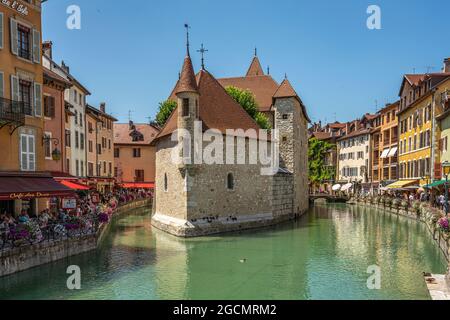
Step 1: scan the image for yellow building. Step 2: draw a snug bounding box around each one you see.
[0,1,73,216]
[398,61,450,186]
[436,78,450,172]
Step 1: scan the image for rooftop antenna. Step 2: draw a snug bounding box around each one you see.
[128,110,133,122]
[374,99,378,113]
[267,66,270,75]
[412,67,416,74]
[425,66,434,73]
[184,23,191,56]
[197,43,208,70]
[333,112,337,122]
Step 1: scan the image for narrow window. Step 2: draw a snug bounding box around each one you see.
[227,173,234,190]
[164,173,168,192]
[182,98,190,117]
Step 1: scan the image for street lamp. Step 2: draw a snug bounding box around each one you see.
[442,161,450,214]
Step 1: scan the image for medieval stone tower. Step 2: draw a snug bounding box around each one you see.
[273,79,309,215]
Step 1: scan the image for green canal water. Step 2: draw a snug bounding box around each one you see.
[0,204,447,300]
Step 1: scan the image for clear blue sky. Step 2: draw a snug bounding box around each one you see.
[42,0,450,124]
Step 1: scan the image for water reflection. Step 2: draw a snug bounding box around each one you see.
[0,204,446,300]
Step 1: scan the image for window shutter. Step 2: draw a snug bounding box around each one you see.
[10,18,18,56]
[20,135,28,171]
[0,72,3,98]
[10,75,19,101]
[32,29,40,63]
[28,135,35,171]
[0,13,4,50]
[50,96,55,117]
[34,82,42,117]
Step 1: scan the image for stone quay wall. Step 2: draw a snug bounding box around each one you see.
[0,199,152,278]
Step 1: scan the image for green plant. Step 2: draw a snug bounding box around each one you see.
[156,100,177,127]
[308,138,335,189]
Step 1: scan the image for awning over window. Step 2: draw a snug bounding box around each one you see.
[380,149,390,159]
[386,180,419,189]
[0,173,74,200]
[59,180,90,191]
[122,183,155,189]
[388,147,398,157]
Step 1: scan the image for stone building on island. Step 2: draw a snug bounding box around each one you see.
[151,44,310,237]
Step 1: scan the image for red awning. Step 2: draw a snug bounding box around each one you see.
[0,174,74,200]
[122,183,155,189]
[59,180,90,191]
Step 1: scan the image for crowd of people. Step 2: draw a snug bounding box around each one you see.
[0,188,152,247]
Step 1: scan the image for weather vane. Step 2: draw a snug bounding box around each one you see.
[197,43,208,70]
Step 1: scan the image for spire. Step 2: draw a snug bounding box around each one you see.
[175,55,198,94]
[246,55,265,77]
[254,47,257,57]
[184,24,191,56]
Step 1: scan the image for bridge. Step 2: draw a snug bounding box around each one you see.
[309,194,349,204]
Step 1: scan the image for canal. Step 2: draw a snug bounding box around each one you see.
[0,204,447,300]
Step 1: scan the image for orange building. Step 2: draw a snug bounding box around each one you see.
[371,102,399,193]
[85,103,117,192]
[0,1,72,215]
[113,122,159,188]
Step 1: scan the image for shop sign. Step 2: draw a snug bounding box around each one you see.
[1,0,29,16]
[62,198,77,209]
[9,192,50,199]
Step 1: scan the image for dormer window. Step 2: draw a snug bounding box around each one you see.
[182,98,190,117]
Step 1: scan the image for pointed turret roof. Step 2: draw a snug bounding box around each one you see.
[175,55,198,94]
[246,56,265,77]
[273,78,298,99]
[273,79,311,122]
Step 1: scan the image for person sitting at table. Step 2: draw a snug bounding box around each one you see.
[18,209,30,224]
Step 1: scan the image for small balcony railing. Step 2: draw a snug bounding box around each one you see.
[0,98,32,129]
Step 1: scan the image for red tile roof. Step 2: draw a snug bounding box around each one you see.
[217,75,279,112]
[155,70,266,141]
[114,123,160,145]
[175,55,198,94]
[246,57,265,76]
[273,79,298,99]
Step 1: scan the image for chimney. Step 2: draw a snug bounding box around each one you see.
[444,58,450,73]
[42,41,53,59]
[129,120,135,130]
[61,60,70,74]
[100,102,106,113]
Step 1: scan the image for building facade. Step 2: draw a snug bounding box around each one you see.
[113,121,159,186]
[0,1,72,215]
[85,103,117,192]
[371,102,399,192]
[398,64,450,186]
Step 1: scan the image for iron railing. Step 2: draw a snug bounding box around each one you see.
[0,98,32,125]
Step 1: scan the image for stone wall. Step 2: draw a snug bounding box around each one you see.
[0,199,152,278]
[272,173,294,218]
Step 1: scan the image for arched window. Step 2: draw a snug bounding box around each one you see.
[227,173,234,190]
[164,173,168,192]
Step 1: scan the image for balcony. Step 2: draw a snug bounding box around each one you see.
[0,98,32,133]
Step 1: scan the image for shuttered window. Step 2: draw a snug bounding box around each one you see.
[0,13,4,50]
[0,71,3,98]
[34,82,42,117]
[10,18,18,56]
[20,134,36,171]
[32,29,40,63]
[10,75,19,101]
[44,96,55,118]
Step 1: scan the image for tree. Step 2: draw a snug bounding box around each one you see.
[225,86,271,130]
[308,137,335,188]
[156,100,177,127]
